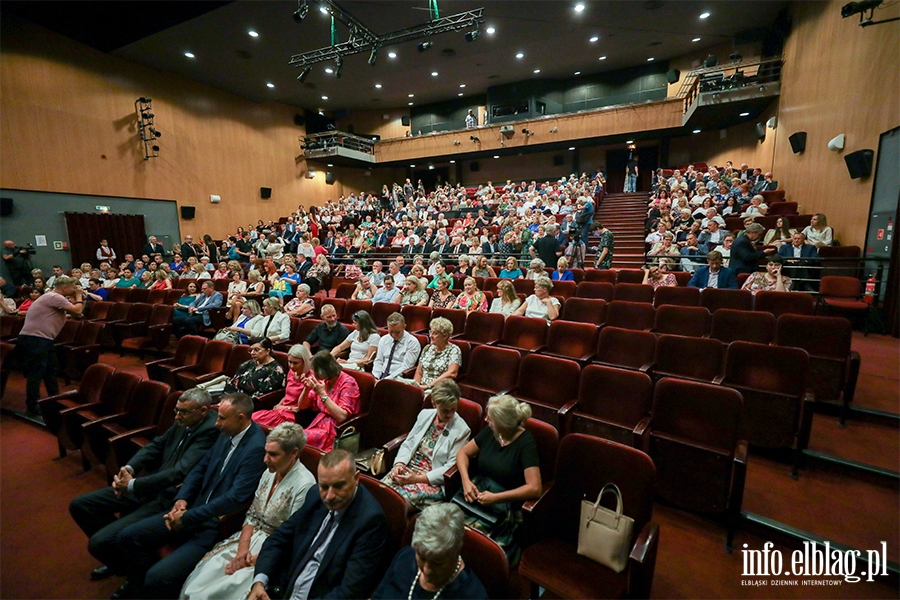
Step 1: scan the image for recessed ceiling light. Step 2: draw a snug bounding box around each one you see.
[626,140,634,143]
[321,95,328,100]
[409,102,414,106]
[410,164,416,168]
[248,30,259,37]
[740,112,750,116]
[408,94,414,97]
[699,11,710,19]
[450,160,456,164]
[486,27,495,34]
[574,71,581,75]
[569,147,575,150]
[327,164,334,167]
[431,71,438,77]
[599,55,607,60]
[692,37,701,42]
[493,155,500,159]
[388,51,397,58]
[589,36,599,42]
[428,165,435,170]
[375,83,382,89]
[266,83,275,88]
[692,129,701,134]
[647,57,655,62]
[325,67,333,74]
[184,52,195,58]
[319,6,329,14]
[458,93,464,96]
[460,84,466,88]
[533,69,541,73]
[574,3,586,12]
[516,52,524,59]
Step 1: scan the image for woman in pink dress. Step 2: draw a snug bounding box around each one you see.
[252,345,312,429]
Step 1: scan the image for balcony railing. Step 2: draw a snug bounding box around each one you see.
[679,56,784,115]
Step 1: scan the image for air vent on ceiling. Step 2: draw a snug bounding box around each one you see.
[235,50,253,59]
[648,41,663,46]
[487,74,500,79]
[441,48,456,58]
[644,1,665,9]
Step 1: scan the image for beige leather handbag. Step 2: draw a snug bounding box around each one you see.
[577,483,634,573]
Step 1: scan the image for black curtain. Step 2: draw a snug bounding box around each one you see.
[64,212,147,268]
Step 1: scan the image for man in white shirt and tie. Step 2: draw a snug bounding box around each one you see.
[372,313,421,380]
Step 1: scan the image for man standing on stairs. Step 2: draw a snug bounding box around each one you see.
[594,224,614,269]
[625,155,639,193]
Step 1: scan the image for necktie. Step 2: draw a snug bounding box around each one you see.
[294,511,335,577]
[382,338,399,379]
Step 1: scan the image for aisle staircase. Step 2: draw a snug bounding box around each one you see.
[589,192,649,269]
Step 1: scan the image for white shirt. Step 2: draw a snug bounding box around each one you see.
[372,331,421,380]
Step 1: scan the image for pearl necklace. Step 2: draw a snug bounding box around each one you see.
[408,556,462,600]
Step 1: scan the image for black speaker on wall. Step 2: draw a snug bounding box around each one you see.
[181,206,196,220]
[788,132,807,154]
[0,198,12,217]
[844,149,874,179]
[260,187,272,199]
[293,114,306,126]
[666,69,681,84]
[754,123,766,141]
[470,161,480,172]
[401,116,410,127]
[325,172,335,185]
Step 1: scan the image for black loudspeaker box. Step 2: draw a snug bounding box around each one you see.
[844,149,874,179]
[788,132,807,154]
[666,69,681,84]
[553,154,565,166]
[181,206,196,219]
[754,123,766,141]
[470,161,480,172]
[260,187,272,199]
[0,198,12,217]
[293,114,305,126]
[325,172,336,185]
[401,116,410,127]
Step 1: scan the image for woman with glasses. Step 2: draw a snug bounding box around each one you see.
[223,338,286,400]
[329,311,380,370]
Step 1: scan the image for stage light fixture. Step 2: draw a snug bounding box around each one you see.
[417,41,433,52]
[293,1,309,23]
[138,97,151,104]
[465,29,479,42]
[470,135,480,142]
[368,46,378,66]
[333,56,343,78]
[297,66,312,82]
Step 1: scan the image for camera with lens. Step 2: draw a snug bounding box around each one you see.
[17,243,36,256]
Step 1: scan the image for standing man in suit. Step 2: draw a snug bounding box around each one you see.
[249,449,388,600]
[688,251,738,289]
[180,235,198,261]
[69,388,219,582]
[481,233,498,259]
[141,236,164,258]
[115,394,267,599]
[729,223,775,275]
[778,232,819,290]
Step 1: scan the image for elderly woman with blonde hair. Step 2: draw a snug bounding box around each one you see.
[252,345,313,428]
[490,279,521,317]
[179,422,316,600]
[524,258,546,281]
[381,380,471,508]
[454,394,541,559]
[451,277,488,313]
[406,317,462,392]
[399,275,429,306]
[514,276,559,321]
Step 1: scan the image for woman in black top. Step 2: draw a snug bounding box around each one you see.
[455,394,541,561]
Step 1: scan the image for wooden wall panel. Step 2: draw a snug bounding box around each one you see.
[773,0,899,246]
[335,109,410,140]
[665,40,763,98]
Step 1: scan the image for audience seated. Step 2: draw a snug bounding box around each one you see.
[224,338,286,401]
[513,276,559,321]
[293,351,361,451]
[741,256,792,295]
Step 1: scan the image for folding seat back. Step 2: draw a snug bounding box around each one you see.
[543,321,598,362]
[450,339,471,374]
[87,301,113,321]
[819,276,862,300]
[342,300,373,323]
[613,283,655,303]
[166,289,185,305]
[560,298,607,326]
[148,304,174,327]
[320,298,346,320]
[99,371,142,414]
[0,315,24,339]
[458,345,521,407]
[213,279,230,293]
[146,289,168,304]
[194,340,233,374]
[605,300,656,331]
[223,345,252,377]
[361,380,423,449]
[710,309,775,344]
[700,288,753,313]
[175,278,194,289]
[343,368,377,417]
[652,334,723,383]
[400,305,432,333]
[514,354,581,426]
[569,268,585,283]
[54,320,82,345]
[106,302,132,322]
[497,315,548,352]
[595,326,656,371]
[456,397,484,435]
[513,278,535,295]
[129,380,173,427]
[299,446,324,476]
[614,269,646,284]
[456,311,505,346]
[775,315,853,403]
[584,269,617,284]
[107,288,130,303]
[653,286,700,308]
[146,335,206,381]
[295,319,322,346]
[371,302,401,328]
[568,365,653,447]
[431,308,466,336]
[650,378,745,524]
[768,201,798,216]
[672,272,692,287]
[522,418,559,484]
[653,305,710,337]
[754,291,816,318]
[575,281,614,301]
[551,280,576,299]
[130,288,150,303]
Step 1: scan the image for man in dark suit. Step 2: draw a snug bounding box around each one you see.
[180,235,198,260]
[729,223,774,275]
[778,232,819,290]
[295,254,312,279]
[752,172,778,193]
[141,236,165,258]
[688,250,739,289]
[249,450,388,600]
[449,236,468,257]
[69,388,219,582]
[115,393,267,599]
[481,233,498,258]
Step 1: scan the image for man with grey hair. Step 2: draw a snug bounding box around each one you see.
[303,303,349,353]
[249,449,389,600]
[69,387,219,582]
[368,260,385,286]
[730,222,775,275]
[372,313,421,380]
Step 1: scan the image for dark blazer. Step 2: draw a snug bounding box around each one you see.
[375,233,389,247]
[129,411,219,501]
[688,266,739,289]
[256,484,389,599]
[180,242,198,260]
[729,235,767,275]
[481,241,496,257]
[174,422,266,528]
[777,243,819,260]
[142,243,164,257]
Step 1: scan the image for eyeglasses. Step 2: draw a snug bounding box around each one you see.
[174,406,200,415]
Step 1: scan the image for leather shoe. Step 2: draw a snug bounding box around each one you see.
[90,565,112,581]
[110,580,139,600]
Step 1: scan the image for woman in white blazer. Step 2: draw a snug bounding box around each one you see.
[383,380,471,508]
[258,297,292,344]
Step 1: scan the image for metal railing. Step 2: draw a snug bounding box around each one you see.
[679,56,784,115]
[300,131,376,158]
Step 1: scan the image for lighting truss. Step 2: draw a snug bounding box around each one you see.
[288,1,484,69]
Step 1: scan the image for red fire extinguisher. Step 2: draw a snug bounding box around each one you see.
[864,275,876,304]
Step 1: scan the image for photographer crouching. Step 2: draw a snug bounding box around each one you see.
[16,276,85,415]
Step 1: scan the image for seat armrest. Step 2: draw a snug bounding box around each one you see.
[522,482,554,514]
[629,521,660,599]
[168,364,197,375]
[60,401,102,416]
[254,389,285,412]
[443,465,461,498]
[191,371,224,385]
[639,362,653,373]
[145,357,174,368]
[400,366,417,379]
[81,412,129,430]
[37,390,79,406]
[712,374,725,385]
[633,417,651,451]
[557,400,578,427]
[107,426,157,446]
[382,432,409,466]
[336,412,368,436]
